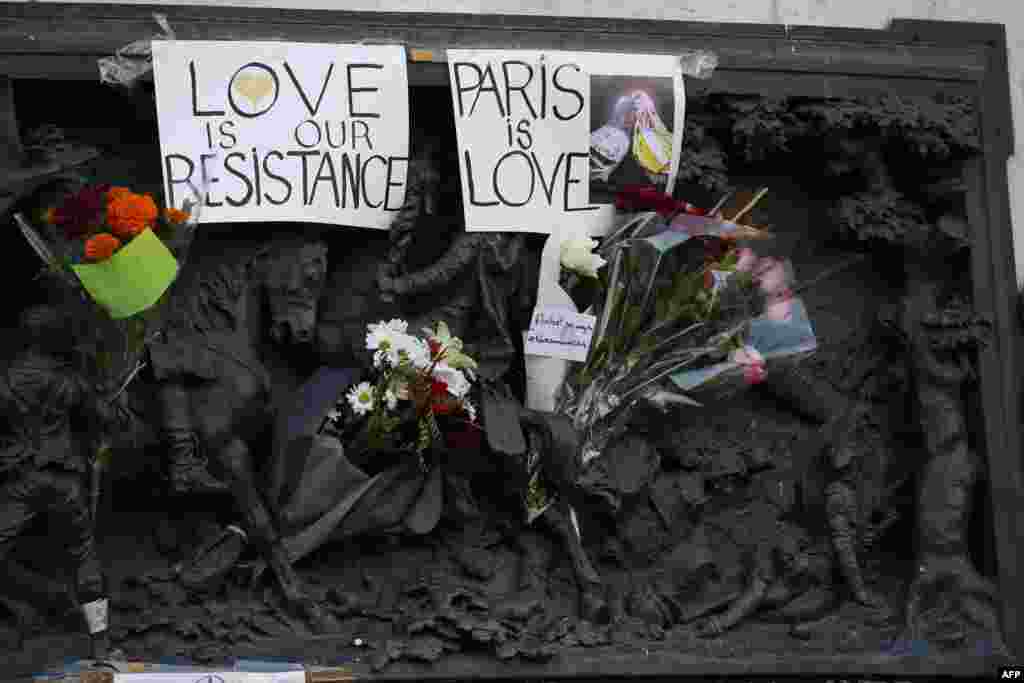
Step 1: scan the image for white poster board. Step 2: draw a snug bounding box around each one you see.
[153,41,409,229]
[447,49,685,236]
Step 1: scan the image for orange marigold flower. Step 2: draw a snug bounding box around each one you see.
[84,233,121,262]
[107,192,158,239]
[163,207,190,224]
[106,186,133,202]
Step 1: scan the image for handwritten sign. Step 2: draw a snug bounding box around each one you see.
[152,41,409,229]
[525,306,597,362]
[113,672,306,683]
[448,49,685,236]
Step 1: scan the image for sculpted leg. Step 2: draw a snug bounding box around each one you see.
[540,500,609,623]
[217,437,336,633]
[154,381,227,495]
[0,471,110,659]
[0,476,40,650]
[696,571,770,638]
[825,480,883,607]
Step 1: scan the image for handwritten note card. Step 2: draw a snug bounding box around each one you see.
[525,307,596,362]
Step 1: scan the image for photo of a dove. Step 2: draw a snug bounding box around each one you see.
[589,94,634,184]
[629,90,674,183]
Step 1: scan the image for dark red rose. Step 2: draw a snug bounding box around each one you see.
[52,184,111,239]
[618,185,698,218]
[446,423,483,452]
[430,379,448,398]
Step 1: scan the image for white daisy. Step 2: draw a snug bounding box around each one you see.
[394,335,432,369]
[346,381,375,416]
[366,319,409,353]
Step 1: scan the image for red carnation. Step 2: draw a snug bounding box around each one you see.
[432,401,456,416]
[430,379,448,397]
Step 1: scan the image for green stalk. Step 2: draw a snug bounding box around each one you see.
[618,320,749,403]
[646,322,706,357]
[594,246,625,354]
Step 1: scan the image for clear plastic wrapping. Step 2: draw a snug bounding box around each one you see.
[97,13,175,88]
[678,48,719,80]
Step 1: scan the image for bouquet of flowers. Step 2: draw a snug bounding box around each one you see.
[13,181,202,518]
[320,319,481,470]
[547,185,818,466]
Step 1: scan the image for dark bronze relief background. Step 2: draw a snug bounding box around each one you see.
[0,5,1019,679]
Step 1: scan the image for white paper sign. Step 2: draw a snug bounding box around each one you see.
[448,49,685,236]
[153,41,409,229]
[114,672,306,683]
[525,307,597,362]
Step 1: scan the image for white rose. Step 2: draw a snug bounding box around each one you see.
[560,235,607,278]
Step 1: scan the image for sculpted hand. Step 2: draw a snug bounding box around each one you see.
[695,616,724,638]
[377,268,399,302]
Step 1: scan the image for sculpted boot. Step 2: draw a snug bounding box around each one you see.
[157,381,228,495]
[168,434,229,496]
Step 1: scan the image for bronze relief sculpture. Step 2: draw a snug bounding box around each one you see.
[0,90,1012,676]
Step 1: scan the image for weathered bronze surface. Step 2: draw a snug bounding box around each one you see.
[0,7,1019,680]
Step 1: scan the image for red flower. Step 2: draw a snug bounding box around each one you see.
[744,363,767,385]
[430,379,448,397]
[446,424,483,452]
[428,339,443,358]
[432,400,456,416]
[615,184,681,217]
[703,269,715,290]
[52,184,112,239]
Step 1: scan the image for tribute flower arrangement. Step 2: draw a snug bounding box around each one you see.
[321,320,481,469]
[545,184,818,467]
[14,181,202,517]
[26,184,193,320]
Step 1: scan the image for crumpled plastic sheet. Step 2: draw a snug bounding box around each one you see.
[678,48,719,80]
[97,12,175,88]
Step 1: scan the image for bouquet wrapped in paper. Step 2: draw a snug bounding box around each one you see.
[545,185,819,466]
[17,184,198,319]
[14,181,202,518]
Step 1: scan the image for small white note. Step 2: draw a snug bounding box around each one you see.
[524,306,596,363]
[113,672,307,683]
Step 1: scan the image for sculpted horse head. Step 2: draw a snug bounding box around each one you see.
[251,237,329,347]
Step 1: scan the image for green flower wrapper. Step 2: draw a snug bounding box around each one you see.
[71,228,179,319]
